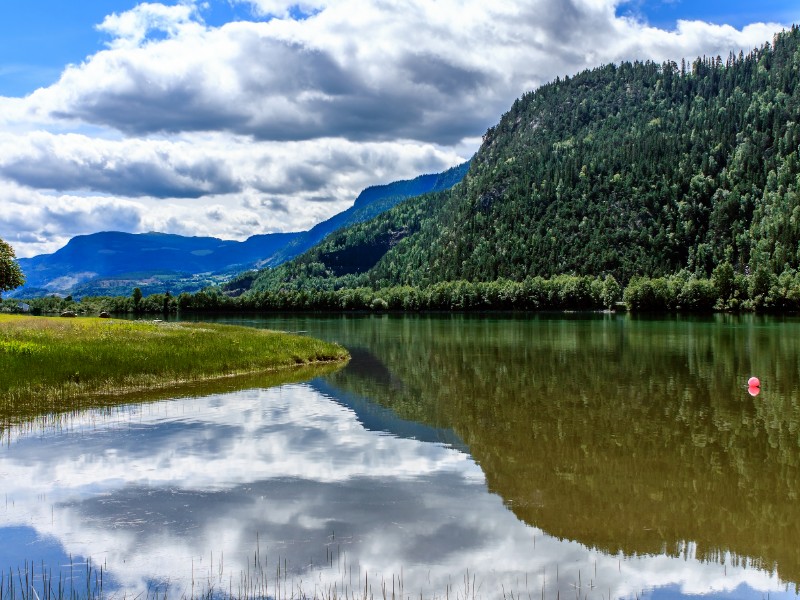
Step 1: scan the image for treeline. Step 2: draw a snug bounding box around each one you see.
[191,275,621,312]
[8,265,800,314]
[624,264,800,311]
[180,267,800,313]
[388,27,800,284]
[0,291,178,317]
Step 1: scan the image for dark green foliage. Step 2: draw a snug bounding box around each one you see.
[405,30,800,284]
[712,262,735,306]
[249,188,443,292]
[601,275,622,309]
[9,269,800,315]
[623,273,712,312]
[678,277,718,311]
[620,269,800,312]
[132,287,143,309]
[246,27,800,301]
[623,277,675,311]
[260,161,470,268]
[0,238,24,296]
[749,266,774,307]
[0,292,179,317]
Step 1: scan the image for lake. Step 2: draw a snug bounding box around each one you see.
[1,313,799,599]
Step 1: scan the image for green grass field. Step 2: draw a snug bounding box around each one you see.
[0,315,348,425]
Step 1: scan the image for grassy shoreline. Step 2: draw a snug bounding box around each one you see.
[0,315,349,425]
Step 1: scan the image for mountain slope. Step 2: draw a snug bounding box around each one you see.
[11,162,469,298]
[12,231,300,297]
[260,161,469,267]
[250,26,800,292]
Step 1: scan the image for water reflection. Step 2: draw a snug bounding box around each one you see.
[192,313,800,586]
[2,314,799,599]
[2,386,487,595]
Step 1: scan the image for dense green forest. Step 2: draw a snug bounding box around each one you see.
[241,26,800,300]
[255,161,470,270]
[8,264,800,315]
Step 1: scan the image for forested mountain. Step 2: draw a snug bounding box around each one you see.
[248,26,800,294]
[260,161,469,268]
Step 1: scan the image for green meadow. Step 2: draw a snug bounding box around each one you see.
[0,315,348,425]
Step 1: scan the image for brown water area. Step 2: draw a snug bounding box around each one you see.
[259,314,800,584]
[2,313,798,599]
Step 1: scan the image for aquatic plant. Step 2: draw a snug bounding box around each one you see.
[0,315,348,427]
[0,546,648,600]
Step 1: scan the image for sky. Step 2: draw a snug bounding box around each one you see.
[0,1,798,258]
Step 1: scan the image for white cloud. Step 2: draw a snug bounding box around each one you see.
[0,131,240,198]
[0,0,792,258]
[0,135,462,256]
[98,2,202,49]
[16,0,786,141]
[0,184,145,256]
[239,0,328,18]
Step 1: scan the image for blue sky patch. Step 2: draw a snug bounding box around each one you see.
[616,0,800,30]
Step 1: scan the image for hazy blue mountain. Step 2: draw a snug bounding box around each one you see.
[10,161,469,298]
[11,231,300,298]
[262,161,470,267]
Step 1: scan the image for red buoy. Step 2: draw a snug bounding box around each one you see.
[748,376,760,388]
[748,386,761,397]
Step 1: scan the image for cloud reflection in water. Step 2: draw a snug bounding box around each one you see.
[0,383,796,599]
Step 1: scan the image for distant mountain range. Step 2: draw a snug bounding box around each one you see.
[12,231,301,298]
[263,161,469,268]
[8,162,468,298]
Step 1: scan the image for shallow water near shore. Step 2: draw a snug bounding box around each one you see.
[2,313,799,599]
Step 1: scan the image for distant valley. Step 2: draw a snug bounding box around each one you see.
[9,162,468,298]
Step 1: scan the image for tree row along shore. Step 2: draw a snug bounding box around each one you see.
[4,263,800,315]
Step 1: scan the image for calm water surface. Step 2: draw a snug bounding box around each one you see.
[1,314,799,599]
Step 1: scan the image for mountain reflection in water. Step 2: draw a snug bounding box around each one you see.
[1,314,799,599]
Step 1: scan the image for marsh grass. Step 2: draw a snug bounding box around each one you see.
[0,547,630,600]
[7,546,796,600]
[0,362,345,445]
[0,315,348,427]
